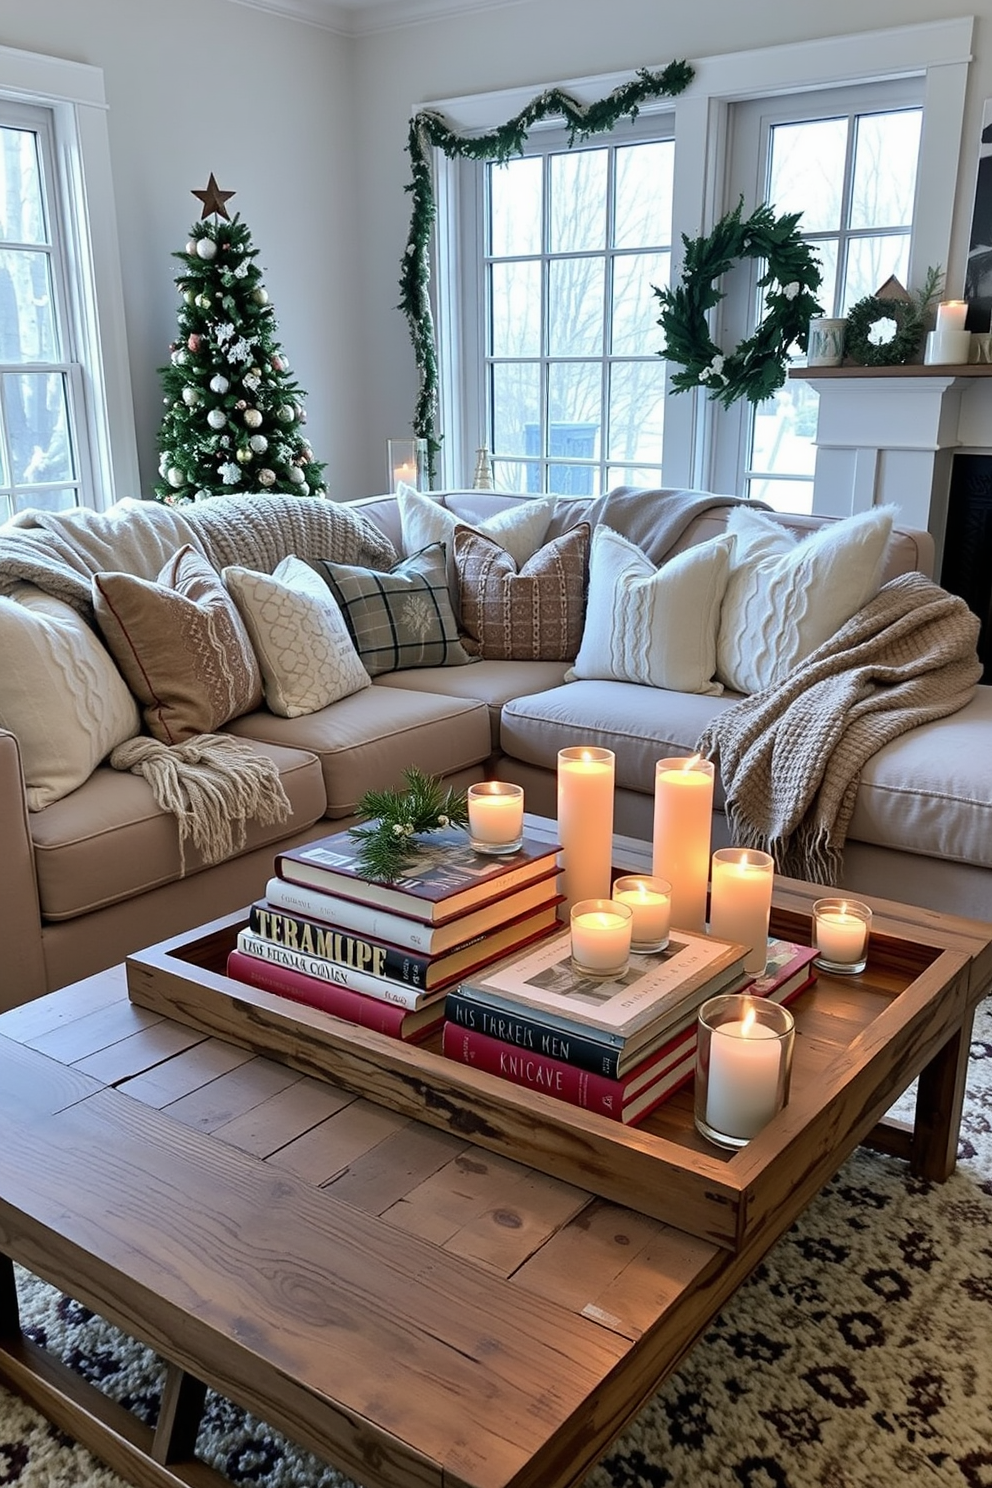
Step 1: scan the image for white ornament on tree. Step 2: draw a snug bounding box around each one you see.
[257,468,276,487]
[252,287,269,305]
[243,409,263,429]
[196,237,217,261]
[209,374,229,395]
[182,388,199,407]
[249,434,268,453]
[277,404,295,424]
[167,467,184,488]
[207,409,227,429]
[288,465,306,483]
[185,240,197,255]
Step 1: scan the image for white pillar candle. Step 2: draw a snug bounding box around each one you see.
[467,782,524,846]
[557,747,615,911]
[612,876,671,950]
[652,755,714,932]
[936,300,968,332]
[570,900,632,974]
[815,908,868,964]
[705,1009,783,1140]
[393,459,418,489]
[709,848,775,974]
[925,327,971,365]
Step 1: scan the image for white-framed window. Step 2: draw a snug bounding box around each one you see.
[713,79,925,512]
[434,19,972,510]
[0,43,138,518]
[474,116,674,497]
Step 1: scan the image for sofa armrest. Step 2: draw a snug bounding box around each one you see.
[0,729,48,1009]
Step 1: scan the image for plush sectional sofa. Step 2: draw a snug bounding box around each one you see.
[1,487,989,1011]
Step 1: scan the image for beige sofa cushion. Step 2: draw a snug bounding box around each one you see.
[374,659,572,750]
[223,555,371,718]
[225,685,492,818]
[31,741,326,921]
[0,586,140,810]
[94,544,263,743]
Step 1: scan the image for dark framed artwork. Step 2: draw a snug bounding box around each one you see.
[965,102,992,331]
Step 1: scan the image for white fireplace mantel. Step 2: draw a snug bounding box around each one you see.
[794,364,992,570]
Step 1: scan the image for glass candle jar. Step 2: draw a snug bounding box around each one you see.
[812,897,872,974]
[570,898,633,978]
[694,992,796,1149]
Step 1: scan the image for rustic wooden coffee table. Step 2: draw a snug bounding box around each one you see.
[1,863,990,1488]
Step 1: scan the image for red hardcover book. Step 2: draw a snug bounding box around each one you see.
[225,948,444,1040]
[441,1019,697,1125]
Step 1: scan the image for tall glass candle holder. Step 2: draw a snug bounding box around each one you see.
[467,781,524,855]
[694,992,795,1149]
[387,438,427,492]
[652,755,714,932]
[557,746,615,912]
[709,848,775,974]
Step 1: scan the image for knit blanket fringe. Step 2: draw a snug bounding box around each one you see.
[109,734,292,875]
[697,571,983,887]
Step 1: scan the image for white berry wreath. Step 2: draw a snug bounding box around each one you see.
[655,198,823,408]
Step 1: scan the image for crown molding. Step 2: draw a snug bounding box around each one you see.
[228,0,531,37]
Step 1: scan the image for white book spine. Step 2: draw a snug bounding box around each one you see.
[235,930,429,1010]
[265,878,437,952]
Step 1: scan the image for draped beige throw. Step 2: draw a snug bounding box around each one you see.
[110,734,292,873]
[697,572,983,886]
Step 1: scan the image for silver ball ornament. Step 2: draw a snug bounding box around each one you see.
[249,434,268,454]
[288,465,306,484]
[277,404,295,424]
[167,466,184,488]
[207,409,227,429]
[210,374,229,395]
[251,287,269,306]
[182,387,199,407]
[185,240,197,256]
[196,237,217,261]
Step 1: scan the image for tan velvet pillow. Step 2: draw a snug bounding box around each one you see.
[94,544,263,744]
[454,522,590,661]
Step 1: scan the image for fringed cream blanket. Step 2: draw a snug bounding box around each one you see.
[697,571,983,886]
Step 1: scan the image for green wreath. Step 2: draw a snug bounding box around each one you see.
[843,294,925,367]
[654,198,823,409]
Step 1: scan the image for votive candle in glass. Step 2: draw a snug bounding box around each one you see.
[813,897,872,974]
[709,848,775,974]
[694,992,795,1148]
[557,746,615,911]
[467,781,524,855]
[652,755,714,932]
[570,898,632,978]
[612,875,671,952]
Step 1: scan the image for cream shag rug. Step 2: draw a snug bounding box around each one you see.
[3,998,991,1488]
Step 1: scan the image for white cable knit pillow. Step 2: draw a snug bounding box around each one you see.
[567,525,733,693]
[715,505,896,695]
[0,586,140,810]
[223,555,371,718]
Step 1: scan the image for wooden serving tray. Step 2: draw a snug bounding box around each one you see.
[126,893,975,1253]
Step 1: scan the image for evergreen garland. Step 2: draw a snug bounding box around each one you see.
[349,767,469,882]
[398,61,695,484]
[654,198,824,409]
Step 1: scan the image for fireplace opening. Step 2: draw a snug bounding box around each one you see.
[940,453,992,683]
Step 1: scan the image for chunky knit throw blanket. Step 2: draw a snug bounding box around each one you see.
[0,494,396,617]
[696,571,983,887]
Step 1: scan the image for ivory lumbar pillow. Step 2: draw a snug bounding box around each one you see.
[715,504,896,695]
[0,585,140,809]
[223,555,371,718]
[567,525,733,693]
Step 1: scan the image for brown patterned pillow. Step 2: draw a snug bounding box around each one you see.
[454,522,590,661]
[93,544,263,744]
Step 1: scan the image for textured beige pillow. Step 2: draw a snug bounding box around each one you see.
[94,545,263,744]
[0,585,140,810]
[223,555,371,717]
[716,505,895,694]
[454,523,590,660]
[567,525,733,693]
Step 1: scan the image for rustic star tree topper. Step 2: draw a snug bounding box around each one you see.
[192,173,235,221]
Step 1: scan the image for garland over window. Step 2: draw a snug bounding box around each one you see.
[398,60,695,483]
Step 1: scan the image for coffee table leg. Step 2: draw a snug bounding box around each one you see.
[152,1361,208,1466]
[0,1255,17,1335]
[911,1011,975,1182]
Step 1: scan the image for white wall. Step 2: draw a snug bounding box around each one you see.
[0,0,362,499]
[352,0,992,494]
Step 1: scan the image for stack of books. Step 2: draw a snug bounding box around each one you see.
[443,932,817,1124]
[225,824,563,1041]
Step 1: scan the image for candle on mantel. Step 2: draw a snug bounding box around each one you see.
[709,848,775,974]
[467,781,524,851]
[557,747,615,912]
[652,755,714,932]
[705,1005,783,1141]
[936,300,968,332]
[570,899,632,975]
[612,875,671,951]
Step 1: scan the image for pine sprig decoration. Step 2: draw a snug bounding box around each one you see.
[398,61,695,484]
[349,767,470,882]
[654,197,824,409]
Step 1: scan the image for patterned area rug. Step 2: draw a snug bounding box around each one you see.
[3,997,991,1488]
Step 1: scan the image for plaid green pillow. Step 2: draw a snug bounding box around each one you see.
[308,542,475,676]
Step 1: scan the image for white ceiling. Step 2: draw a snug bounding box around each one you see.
[232,0,527,37]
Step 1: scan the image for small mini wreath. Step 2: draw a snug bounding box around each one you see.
[843,294,925,367]
[654,198,823,409]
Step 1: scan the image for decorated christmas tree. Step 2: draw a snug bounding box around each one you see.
[154,175,327,504]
